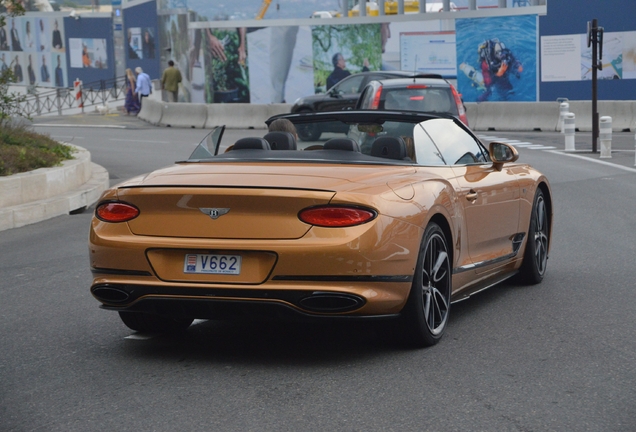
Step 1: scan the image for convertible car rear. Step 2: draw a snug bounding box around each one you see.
[89,111,552,347]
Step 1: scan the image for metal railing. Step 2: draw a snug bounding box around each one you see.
[19,76,127,117]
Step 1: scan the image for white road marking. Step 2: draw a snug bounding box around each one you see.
[33,124,126,128]
[109,138,171,144]
[545,150,636,173]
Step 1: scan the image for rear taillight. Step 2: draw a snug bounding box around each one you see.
[450,84,469,126]
[96,201,140,223]
[371,86,383,109]
[299,206,376,227]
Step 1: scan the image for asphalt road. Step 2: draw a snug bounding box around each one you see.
[1,116,636,431]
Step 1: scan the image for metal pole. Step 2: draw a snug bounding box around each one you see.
[442,0,450,11]
[360,0,367,16]
[498,0,506,8]
[468,0,477,10]
[592,18,598,153]
[379,0,385,15]
[398,0,404,15]
[419,0,426,13]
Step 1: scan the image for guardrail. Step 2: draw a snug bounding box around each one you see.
[136,98,636,132]
[19,76,127,117]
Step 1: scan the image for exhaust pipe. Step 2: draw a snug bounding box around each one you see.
[298,292,365,313]
[91,285,130,304]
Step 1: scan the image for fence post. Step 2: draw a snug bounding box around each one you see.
[599,116,612,158]
[564,113,576,151]
[56,87,62,115]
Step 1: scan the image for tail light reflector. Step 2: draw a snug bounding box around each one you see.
[450,84,469,126]
[371,86,383,109]
[299,206,376,227]
[96,201,140,223]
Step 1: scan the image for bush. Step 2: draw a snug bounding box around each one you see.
[0,123,75,176]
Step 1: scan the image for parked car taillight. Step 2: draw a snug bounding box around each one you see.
[371,86,383,109]
[96,201,140,223]
[299,206,377,227]
[450,84,469,126]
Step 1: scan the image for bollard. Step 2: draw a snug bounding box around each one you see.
[599,116,612,158]
[559,102,569,133]
[564,113,575,151]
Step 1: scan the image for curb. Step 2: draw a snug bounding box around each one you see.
[0,144,109,232]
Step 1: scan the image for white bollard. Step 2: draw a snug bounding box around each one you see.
[564,113,576,151]
[599,116,612,158]
[559,102,569,133]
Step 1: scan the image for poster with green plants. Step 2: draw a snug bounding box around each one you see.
[204,28,249,103]
[312,24,382,93]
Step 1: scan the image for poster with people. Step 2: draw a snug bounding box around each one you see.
[126,27,156,60]
[69,38,108,69]
[158,13,191,100]
[245,26,313,104]
[455,15,537,102]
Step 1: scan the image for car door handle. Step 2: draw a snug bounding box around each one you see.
[466,191,478,202]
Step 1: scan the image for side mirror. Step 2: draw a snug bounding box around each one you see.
[489,141,519,171]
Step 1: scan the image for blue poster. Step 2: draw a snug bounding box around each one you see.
[456,15,537,102]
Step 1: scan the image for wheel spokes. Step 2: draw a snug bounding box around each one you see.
[421,234,450,334]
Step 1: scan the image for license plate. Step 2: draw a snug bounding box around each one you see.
[184,254,241,275]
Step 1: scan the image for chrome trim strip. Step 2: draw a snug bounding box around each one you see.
[272,275,412,283]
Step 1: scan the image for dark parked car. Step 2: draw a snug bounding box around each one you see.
[292,71,443,140]
[356,77,469,126]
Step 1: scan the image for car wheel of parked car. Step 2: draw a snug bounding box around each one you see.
[518,188,549,284]
[118,311,194,333]
[296,110,322,141]
[401,222,451,347]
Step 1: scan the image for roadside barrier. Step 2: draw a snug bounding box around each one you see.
[600,116,612,158]
[161,102,207,128]
[134,100,635,132]
[564,113,576,151]
[559,102,569,132]
[138,98,163,125]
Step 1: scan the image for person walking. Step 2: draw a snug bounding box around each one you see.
[135,66,151,104]
[124,68,140,115]
[161,60,182,103]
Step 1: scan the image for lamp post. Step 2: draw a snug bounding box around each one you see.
[587,19,604,153]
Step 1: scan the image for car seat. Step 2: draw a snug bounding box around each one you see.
[264,131,297,150]
[370,136,409,160]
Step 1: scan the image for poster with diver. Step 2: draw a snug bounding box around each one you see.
[456,15,537,102]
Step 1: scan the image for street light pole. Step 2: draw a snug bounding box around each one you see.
[588,18,604,153]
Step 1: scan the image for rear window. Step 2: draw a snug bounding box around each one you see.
[382,88,457,115]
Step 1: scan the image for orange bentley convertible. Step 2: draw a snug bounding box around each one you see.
[89,111,552,347]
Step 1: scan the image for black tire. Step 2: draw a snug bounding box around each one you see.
[296,110,322,141]
[118,311,193,333]
[400,222,452,347]
[517,188,549,284]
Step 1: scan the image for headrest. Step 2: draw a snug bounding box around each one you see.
[323,138,361,152]
[232,137,271,150]
[263,131,297,150]
[370,136,408,160]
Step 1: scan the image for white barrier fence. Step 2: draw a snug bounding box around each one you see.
[138,99,636,132]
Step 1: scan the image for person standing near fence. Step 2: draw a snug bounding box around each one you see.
[135,66,151,104]
[161,60,182,103]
